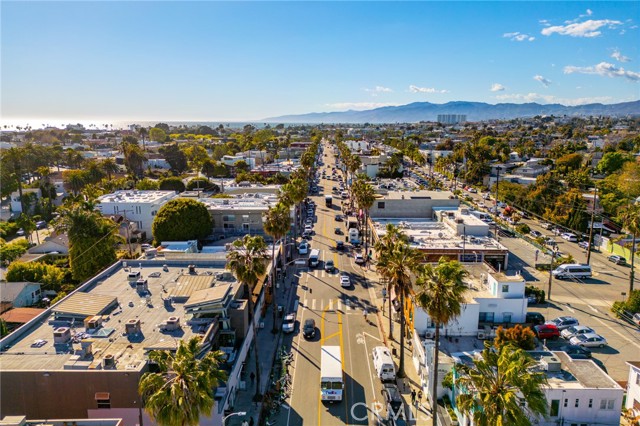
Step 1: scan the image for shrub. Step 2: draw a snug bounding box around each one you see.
[0,222,20,239]
[152,198,212,243]
[495,325,536,350]
[525,285,545,303]
[6,261,66,291]
[158,176,186,192]
[0,239,29,266]
[516,223,530,234]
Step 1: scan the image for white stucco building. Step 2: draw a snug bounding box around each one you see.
[96,190,178,238]
[625,361,640,417]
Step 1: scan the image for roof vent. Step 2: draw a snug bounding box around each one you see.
[125,318,142,335]
[53,327,71,344]
[164,316,181,331]
[80,339,94,358]
[103,354,115,369]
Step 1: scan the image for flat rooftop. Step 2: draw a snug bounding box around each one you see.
[372,218,506,251]
[97,190,176,204]
[0,260,238,372]
[377,190,456,200]
[198,193,280,211]
[451,350,620,390]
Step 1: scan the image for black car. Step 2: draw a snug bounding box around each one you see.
[560,344,592,359]
[525,312,546,326]
[381,384,404,419]
[303,319,316,339]
[335,214,343,221]
[336,241,345,250]
[335,228,343,235]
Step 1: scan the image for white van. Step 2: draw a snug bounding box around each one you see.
[372,346,396,382]
[561,232,578,242]
[309,249,320,267]
[341,191,349,199]
[552,264,592,280]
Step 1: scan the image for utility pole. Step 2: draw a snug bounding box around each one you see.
[494,167,501,242]
[547,249,556,301]
[586,186,597,265]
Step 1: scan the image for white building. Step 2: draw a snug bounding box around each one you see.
[625,361,640,417]
[221,155,256,169]
[437,114,466,124]
[413,266,527,338]
[95,190,177,237]
[452,351,623,426]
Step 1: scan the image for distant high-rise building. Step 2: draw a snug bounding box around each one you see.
[437,114,466,124]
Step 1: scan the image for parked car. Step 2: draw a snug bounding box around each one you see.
[633,313,640,326]
[354,253,365,264]
[298,242,309,254]
[559,344,592,359]
[561,232,578,242]
[282,314,295,333]
[534,324,560,340]
[16,228,25,236]
[325,260,335,272]
[340,273,351,288]
[530,230,542,238]
[335,227,343,235]
[546,316,579,330]
[336,241,345,251]
[303,319,316,339]
[525,312,546,325]
[561,325,595,340]
[35,221,47,230]
[578,241,591,249]
[541,222,553,229]
[335,214,343,222]
[569,333,607,348]
[608,255,626,265]
[381,383,405,419]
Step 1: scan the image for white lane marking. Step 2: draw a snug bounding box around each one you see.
[565,304,575,313]
[329,299,333,311]
[337,299,342,312]
[361,332,379,421]
[312,299,316,310]
[588,305,599,313]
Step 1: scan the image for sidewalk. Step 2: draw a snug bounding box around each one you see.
[226,269,299,426]
[365,265,435,426]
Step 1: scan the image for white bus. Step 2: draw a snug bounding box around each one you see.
[320,345,343,402]
[552,264,592,280]
[309,249,320,267]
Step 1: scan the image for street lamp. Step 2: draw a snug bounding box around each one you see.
[222,411,247,425]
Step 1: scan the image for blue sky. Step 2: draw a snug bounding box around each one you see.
[1,1,639,123]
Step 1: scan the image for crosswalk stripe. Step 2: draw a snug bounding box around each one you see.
[337,300,342,311]
[329,299,333,310]
[312,299,316,310]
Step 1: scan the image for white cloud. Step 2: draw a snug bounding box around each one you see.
[325,102,399,110]
[539,19,550,26]
[490,83,506,92]
[503,32,535,42]
[564,62,640,81]
[364,86,393,94]
[533,75,552,87]
[586,9,593,16]
[611,49,631,62]
[541,19,622,37]
[408,85,449,94]
[496,93,613,105]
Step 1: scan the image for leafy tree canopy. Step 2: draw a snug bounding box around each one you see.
[152,199,212,243]
[6,261,66,291]
[495,325,536,350]
[159,176,186,192]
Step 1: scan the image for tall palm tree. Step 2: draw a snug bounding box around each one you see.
[374,224,409,339]
[101,158,120,181]
[226,235,269,399]
[263,202,292,333]
[620,202,640,293]
[455,342,548,426]
[414,257,469,425]
[376,239,422,377]
[352,178,375,251]
[138,336,227,426]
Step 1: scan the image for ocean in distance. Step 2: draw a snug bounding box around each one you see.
[0,119,313,131]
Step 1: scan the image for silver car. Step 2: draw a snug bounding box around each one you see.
[560,325,594,340]
[569,333,607,348]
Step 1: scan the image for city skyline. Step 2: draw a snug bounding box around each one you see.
[1,1,639,124]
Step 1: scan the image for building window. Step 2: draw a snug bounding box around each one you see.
[223,223,235,230]
[479,312,494,323]
[575,399,579,407]
[550,400,560,416]
[599,399,615,410]
[502,284,509,293]
[223,215,236,222]
[588,399,593,408]
[563,398,568,408]
[636,373,640,386]
[95,392,110,409]
[378,202,385,209]
[151,210,157,216]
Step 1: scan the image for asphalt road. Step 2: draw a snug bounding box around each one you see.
[276,144,393,426]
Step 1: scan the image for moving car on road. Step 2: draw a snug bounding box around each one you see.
[325,259,335,272]
[303,319,316,339]
[282,314,295,333]
[340,273,351,288]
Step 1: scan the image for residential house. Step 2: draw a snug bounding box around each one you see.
[0,282,42,308]
[28,234,70,255]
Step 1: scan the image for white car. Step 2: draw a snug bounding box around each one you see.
[298,242,309,255]
[282,314,295,333]
[340,273,351,288]
[354,253,365,264]
[561,325,595,340]
[304,224,313,233]
[561,232,578,242]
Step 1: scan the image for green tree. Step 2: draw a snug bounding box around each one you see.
[375,240,423,378]
[149,127,167,143]
[596,151,633,175]
[494,325,536,350]
[234,160,250,174]
[152,199,211,243]
[101,158,120,181]
[555,153,583,174]
[263,203,291,332]
[619,203,640,293]
[414,257,468,426]
[6,261,65,291]
[122,142,146,178]
[138,337,227,426]
[544,188,589,232]
[456,343,548,426]
[16,213,37,244]
[226,235,269,399]
[0,239,30,266]
[54,205,120,282]
[159,143,188,173]
[159,176,186,192]
[136,178,160,190]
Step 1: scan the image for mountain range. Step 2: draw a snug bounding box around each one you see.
[264,100,640,123]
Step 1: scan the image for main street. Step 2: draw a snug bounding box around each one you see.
[277,145,392,426]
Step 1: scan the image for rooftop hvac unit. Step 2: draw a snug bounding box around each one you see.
[125,318,142,335]
[477,331,488,340]
[136,279,148,293]
[424,331,435,339]
[103,354,115,369]
[188,264,197,274]
[542,356,562,372]
[84,315,103,330]
[165,316,180,331]
[80,339,94,357]
[53,327,71,344]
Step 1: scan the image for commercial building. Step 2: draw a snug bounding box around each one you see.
[0,258,267,426]
[368,190,460,219]
[437,114,467,125]
[95,190,177,237]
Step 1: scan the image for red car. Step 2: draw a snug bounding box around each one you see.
[534,324,560,340]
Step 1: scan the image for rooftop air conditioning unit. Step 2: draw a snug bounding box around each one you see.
[542,356,562,372]
[165,316,180,331]
[103,354,115,369]
[424,331,435,339]
[53,327,71,344]
[84,315,103,330]
[477,331,487,340]
[125,318,142,335]
[136,279,148,293]
[80,339,94,358]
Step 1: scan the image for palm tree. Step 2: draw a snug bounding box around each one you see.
[226,235,269,399]
[455,342,548,426]
[352,178,375,251]
[375,239,422,377]
[414,257,469,425]
[620,202,640,293]
[263,202,292,333]
[138,337,227,426]
[374,224,408,340]
[101,158,119,181]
